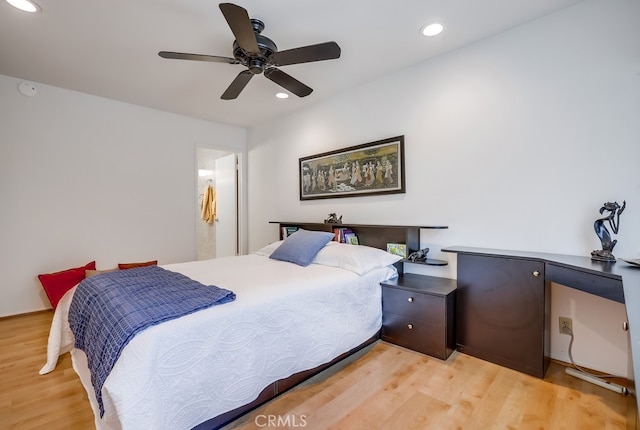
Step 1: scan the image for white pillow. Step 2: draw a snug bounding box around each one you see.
[253,240,284,256]
[313,242,402,275]
[254,238,338,257]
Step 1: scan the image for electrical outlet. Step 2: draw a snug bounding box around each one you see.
[559,317,572,334]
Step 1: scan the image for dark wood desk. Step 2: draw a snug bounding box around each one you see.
[444,246,630,302]
[443,246,640,427]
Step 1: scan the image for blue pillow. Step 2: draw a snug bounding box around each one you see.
[269,229,335,266]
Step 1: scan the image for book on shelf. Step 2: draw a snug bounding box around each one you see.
[281,226,298,238]
[387,243,407,258]
[333,227,358,244]
[343,231,357,244]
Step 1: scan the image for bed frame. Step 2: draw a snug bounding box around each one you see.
[194,221,442,429]
[193,335,377,429]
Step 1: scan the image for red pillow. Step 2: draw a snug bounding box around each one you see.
[38,261,96,309]
[118,260,157,270]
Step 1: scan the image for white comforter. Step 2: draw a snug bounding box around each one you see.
[41,254,396,430]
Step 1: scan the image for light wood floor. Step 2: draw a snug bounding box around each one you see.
[0,311,633,430]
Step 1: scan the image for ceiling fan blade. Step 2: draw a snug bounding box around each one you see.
[264,68,312,97]
[269,42,341,67]
[219,3,260,54]
[158,51,238,64]
[221,70,254,100]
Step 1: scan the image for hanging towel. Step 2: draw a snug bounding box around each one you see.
[201,184,216,224]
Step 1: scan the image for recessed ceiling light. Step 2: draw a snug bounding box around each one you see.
[276,92,289,99]
[421,22,444,37]
[6,0,41,12]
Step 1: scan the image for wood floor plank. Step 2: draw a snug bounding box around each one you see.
[0,312,94,430]
[381,391,451,430]
[330,354,438,429]
[437,356,502,428]
[1,312,632,430]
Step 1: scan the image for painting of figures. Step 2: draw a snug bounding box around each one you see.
[299,136,405,200]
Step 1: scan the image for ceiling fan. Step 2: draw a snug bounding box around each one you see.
[158,3,341,100]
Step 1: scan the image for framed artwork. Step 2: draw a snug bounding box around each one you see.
[299,135,405,200]
[387,243,408,258]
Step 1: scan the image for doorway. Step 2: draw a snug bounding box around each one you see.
[196,147,239,260]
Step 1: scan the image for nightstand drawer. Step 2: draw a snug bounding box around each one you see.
[381,312,447,360]
[382,287,444,325]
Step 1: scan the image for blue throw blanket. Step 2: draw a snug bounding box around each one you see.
[68,265,236,417]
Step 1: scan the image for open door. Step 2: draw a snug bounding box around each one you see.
[196,148,239,260]
[214,153,238,257]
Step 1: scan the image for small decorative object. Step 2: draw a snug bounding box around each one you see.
[299,136,405,200]
[324,213,342,224]
[591,200,625,262]
[407,247,430,262]
[387,243,408,258]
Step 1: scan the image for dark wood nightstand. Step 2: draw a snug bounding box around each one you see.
[381,274,456,360]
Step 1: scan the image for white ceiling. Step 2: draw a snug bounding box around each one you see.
[0,0,584,128]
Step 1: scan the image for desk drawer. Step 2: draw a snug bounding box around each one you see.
[382,287,444,325]
[546,263,624,304]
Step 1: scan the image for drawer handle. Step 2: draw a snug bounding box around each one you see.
[532,271,540,277]
[623,321,629,331]
[407,297,414,303]
[407,324,413,330]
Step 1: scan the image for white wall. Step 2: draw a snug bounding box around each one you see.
[0,74,246,316]
[247,0,640,377]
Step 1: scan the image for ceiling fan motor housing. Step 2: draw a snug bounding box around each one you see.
[232,19,277,74]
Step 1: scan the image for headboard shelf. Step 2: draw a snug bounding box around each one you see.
[270,221,449,271]
[405,258,448,267]
[270,222,448,230]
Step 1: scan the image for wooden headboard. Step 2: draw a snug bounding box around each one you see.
[270,221,449,271]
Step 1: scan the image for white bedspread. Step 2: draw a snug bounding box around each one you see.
[41,254,396,430]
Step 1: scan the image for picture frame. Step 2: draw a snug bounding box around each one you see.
[387,243,407,259]
[299,135,405,200]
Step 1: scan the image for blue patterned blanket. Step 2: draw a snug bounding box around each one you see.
[68,265,235,417]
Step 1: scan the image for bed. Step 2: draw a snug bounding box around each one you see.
[40,227,404,429]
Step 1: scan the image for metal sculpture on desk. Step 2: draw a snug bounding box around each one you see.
[408,247,430,262]
[324,213,342,224]
[591,200,626,262]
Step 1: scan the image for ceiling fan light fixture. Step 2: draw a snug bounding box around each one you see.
[276,92,289,99]
[6,0,41,13]
[421,22,444,37]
